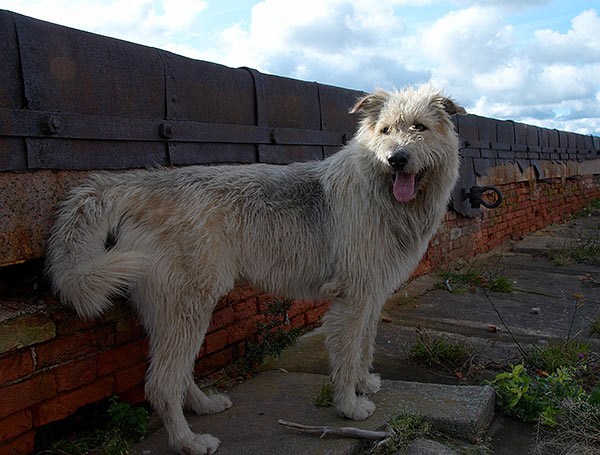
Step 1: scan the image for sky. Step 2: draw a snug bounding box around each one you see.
[2,0,600,135]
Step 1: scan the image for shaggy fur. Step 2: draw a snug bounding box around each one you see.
[46,85,465,455]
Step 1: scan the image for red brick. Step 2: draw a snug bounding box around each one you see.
[52,309,97,336]
[0,430,35,455]
[227,286,261,303]
[305,308,325,324]
[225,315,263,344]
[33,376,114,426]
[115,316,145,344]
[35,326,114,367]
[119,383,146,405]
[290,314,305,329]
[207,306,235,333]
[205,330,228,355]
[232,299,258,321]
[194,347,233,378]
[96,339,148,377]
[0,409,32,444]
[0,351,33,386]
[0,373,56,419]
[114,362,147,393]
[287,300,314,318]
[53,357,97,392]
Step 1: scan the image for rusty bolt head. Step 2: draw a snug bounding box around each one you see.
[42,115,61,135]
[159,122,174,139]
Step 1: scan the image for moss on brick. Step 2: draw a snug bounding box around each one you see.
[0,314,56,354]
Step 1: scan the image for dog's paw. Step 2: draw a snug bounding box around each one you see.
[356,373,381,394]
[176,433,221,455]
[187,391,233,416]
[338,395,376,421]
[204,393,232,415]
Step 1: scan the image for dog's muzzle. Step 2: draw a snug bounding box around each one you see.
[387,150,409,171]
[387,150,426,203]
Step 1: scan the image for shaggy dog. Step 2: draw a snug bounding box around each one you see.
[46,85,465,455]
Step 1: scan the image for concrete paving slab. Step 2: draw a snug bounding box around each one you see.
[132,371,494,455]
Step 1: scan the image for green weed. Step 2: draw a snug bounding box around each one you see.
[533,399,600,454]
[45,396,149,455]
[487,276,513,293]
[486,364,586,425]
[436,270,513,294]
[373,413,431,455]
[241,298,302,372]
[314,381,334,407]
[529,340,590,373]
[410,331,467,370]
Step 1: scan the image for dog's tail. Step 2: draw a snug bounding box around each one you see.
[45,180,146,320]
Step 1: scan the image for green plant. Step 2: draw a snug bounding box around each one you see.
[314,381,334,407]
[44,396,149,455]
[590,318,600,337]
[529,340,590,373]
[549,237,600,267]
[242,298,302,372]
[486,364,586,425]
[589,383,600,406]
[533,399,600,455]
[487,276,513,293]
[107,395,149,439]
[410,331,467,369]
[373,413,431,454]
[435,270,481,294]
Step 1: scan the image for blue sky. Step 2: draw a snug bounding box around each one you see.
[2,0,599,134]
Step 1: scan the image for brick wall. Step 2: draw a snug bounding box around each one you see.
[0,282,329,454]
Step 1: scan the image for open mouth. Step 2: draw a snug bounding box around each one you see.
[392,169,426,202]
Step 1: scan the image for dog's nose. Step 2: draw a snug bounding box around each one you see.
[388,151,409,170]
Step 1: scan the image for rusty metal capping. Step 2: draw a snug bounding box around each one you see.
[0,108,348,145]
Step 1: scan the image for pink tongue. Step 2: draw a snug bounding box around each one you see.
[393,172,416,202]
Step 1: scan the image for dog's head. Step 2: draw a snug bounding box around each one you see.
[350,85,465,203]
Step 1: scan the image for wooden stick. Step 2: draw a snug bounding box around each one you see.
[277,419,390,440]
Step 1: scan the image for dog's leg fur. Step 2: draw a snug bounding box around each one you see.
[323,298,377,420]
[139,275,231,455]
[355,299,384,394]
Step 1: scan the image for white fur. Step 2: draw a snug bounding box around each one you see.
[46,85,463,455]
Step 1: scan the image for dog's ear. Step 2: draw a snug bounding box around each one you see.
[434,96,466,116]
[350,90,390,117]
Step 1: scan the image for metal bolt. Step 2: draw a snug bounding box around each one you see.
[159,122,174,139]
[42,115,61,135]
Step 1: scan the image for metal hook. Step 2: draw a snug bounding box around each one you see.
[463,185,503,209]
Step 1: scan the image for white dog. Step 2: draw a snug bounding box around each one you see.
[46,85,464,454]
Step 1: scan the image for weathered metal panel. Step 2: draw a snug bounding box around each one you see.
[0,170,88,267]
[13,11,168,169]
[163,52,257,165]
[317,83,363,157]
[257,73,323,163]
[0,12,26,171]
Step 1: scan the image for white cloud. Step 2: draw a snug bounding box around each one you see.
[530,9,600,64]
[4,0,207,47]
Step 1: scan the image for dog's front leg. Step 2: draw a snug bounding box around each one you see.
[356,299,384,394]
[323,299,376,420]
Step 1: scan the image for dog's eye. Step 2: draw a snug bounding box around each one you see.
[380,126,391,135]
[410,124,427,132]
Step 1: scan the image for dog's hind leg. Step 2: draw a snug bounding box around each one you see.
[185,382,232,416]
[143,292,227,455]
[323,298,376,421]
